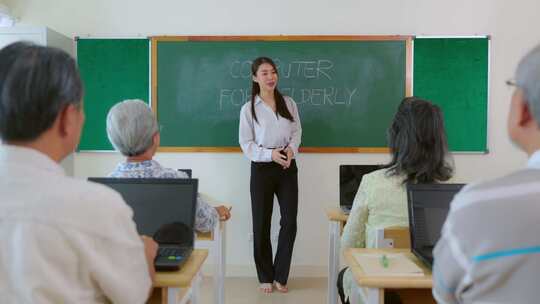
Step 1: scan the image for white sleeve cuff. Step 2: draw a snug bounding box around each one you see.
[262,148,273,162]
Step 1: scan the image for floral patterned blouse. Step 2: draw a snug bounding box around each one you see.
[109,159,218,233]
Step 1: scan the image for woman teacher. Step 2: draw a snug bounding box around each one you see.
[239,57,302,294]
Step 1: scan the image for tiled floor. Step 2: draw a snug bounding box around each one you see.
[199,277,327,304]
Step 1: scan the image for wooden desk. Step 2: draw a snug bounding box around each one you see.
[344,248,434,304]
[325,207,349,304]
[195,221,226,304]
[152,249,208,304]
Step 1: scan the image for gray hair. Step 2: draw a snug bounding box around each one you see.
[106,99,158,156]
[0,42,83,141]
[516,44,540,123]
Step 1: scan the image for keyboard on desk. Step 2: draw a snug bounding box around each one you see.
[157,247,191,259]
[158,247,184,258]
[155,246,193,271]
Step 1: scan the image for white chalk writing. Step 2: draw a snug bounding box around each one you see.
[219,58,359,110]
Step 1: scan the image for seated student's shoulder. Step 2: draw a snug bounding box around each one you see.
[153,166,187,179]
[457,168,540,197]
[470,168,540,191]
[362,168,394,184]
[449,168,540,213]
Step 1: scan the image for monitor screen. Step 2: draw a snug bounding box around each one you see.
[407,183,465,266]
[339,165,381,207]
[88,178,198,245]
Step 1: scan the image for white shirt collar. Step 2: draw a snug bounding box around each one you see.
[254,95,263,105]
[0,144,65,175]
[527,149,540,169]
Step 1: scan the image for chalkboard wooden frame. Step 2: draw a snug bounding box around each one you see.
[151,35,413,153]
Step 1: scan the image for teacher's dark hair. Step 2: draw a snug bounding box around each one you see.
[0,41,83,142]
[384,97,453,184]
[250,57,294,123]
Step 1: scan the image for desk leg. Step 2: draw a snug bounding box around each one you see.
[214,221,225,304]
[366,288,383,304]
[328,220,340,304]
[192,270,202,304]
[350,282,359,304]
[352,280,383,304]
[163,287,181,304]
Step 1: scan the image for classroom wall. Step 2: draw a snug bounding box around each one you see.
[8,0,539,276]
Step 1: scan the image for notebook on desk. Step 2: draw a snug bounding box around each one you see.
[353,252,424,276]
[89,178,198,271]
[407,183,465,268]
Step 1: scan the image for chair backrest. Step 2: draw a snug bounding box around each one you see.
[178,169,192,178]
[375,226,411,249]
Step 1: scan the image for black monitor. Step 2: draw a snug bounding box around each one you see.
[339,165,381,211]
[88,178,198,246]
[407,183,465,268]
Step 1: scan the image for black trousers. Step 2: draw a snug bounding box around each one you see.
[250,160,298,285]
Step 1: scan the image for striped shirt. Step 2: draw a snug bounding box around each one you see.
[433,150,540,304]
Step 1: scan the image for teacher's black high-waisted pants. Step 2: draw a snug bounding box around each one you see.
[250,160,298,285]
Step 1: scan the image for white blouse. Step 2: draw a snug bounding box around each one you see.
[239,95,302,162]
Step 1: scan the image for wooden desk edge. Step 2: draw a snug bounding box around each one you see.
[325,207,349,222]
[344,248,433,289]
[196,220,225,241]
[196,231,212,241]
[154,249,209,288]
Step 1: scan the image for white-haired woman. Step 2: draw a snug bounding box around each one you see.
[106,99,231,232]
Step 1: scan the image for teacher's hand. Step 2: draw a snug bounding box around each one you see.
[272,148,288,168]
[283,147,294,169]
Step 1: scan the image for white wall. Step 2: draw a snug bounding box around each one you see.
[0,26,75,175]
[9,0,540,277]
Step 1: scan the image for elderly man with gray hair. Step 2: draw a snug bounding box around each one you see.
[433,45,540,303]
[106,99,231,233]
[0,42,157,303]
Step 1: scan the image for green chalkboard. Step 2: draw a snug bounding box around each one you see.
[414,37,489,152]
[76,36,488,152]
[154,38,408,151]
[77,38,149,151]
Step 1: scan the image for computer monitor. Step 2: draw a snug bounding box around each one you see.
[88,178,198,246]
[407,183,465,268]
[339,165,381,212]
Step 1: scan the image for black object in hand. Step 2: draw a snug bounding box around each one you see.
[279,149,288,160]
